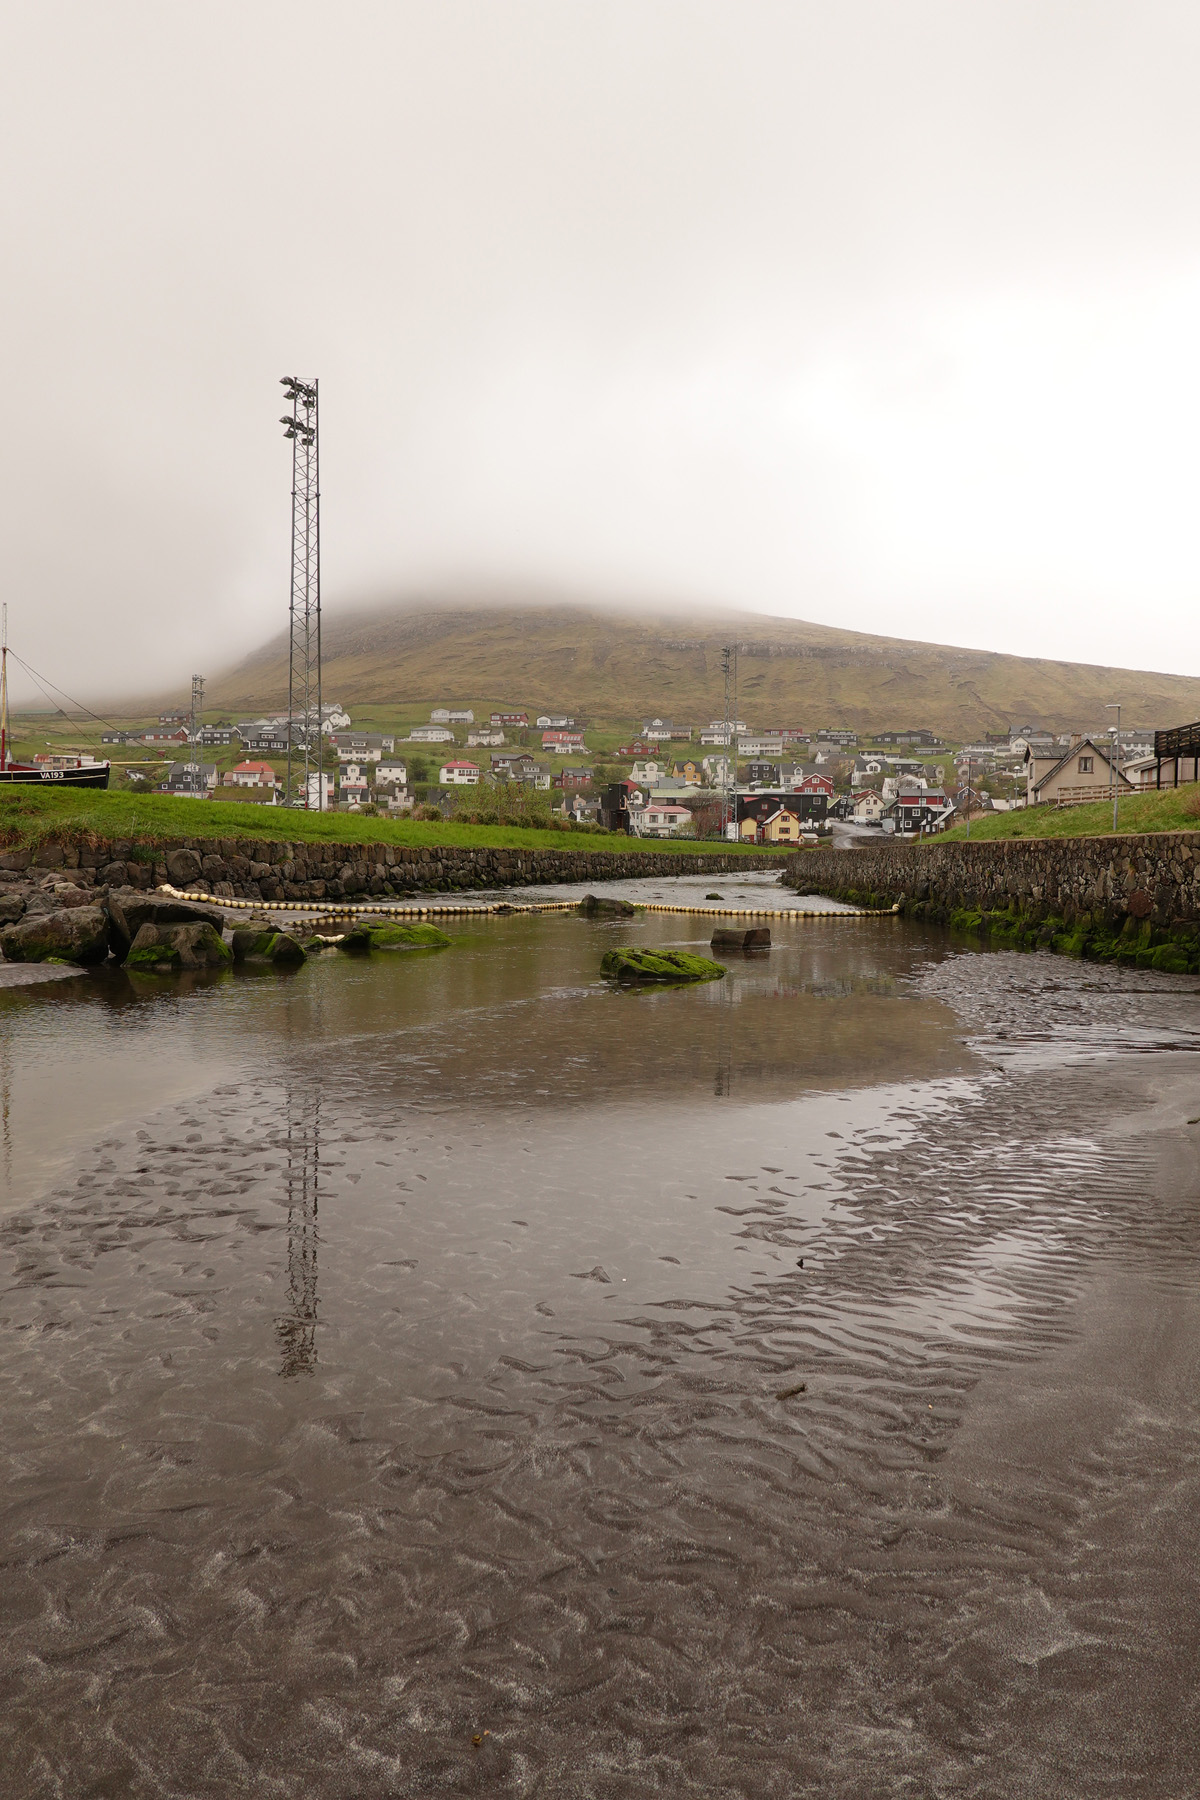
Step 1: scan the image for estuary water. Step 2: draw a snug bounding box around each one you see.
[3,881,1200,1797]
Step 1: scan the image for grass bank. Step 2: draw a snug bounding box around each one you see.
[938,788,1200,842]
[0,788,787,857]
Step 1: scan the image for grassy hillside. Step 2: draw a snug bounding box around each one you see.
[939,789,1200,841]
[194,598,1200,738]
[0,788,784,857]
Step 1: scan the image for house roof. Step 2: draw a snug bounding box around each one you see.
[1029,738,1134,793]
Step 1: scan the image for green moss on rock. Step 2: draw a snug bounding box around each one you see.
[338,921,451,953]
[600,947,725,983]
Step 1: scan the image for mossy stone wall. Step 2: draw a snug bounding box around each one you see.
[0,836,783,902]
[787,832,1200,972]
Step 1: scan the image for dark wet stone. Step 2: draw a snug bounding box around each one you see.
[0,904,110,964]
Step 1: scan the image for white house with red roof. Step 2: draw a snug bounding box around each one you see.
[225,760,277,788]
[439,759,480,785]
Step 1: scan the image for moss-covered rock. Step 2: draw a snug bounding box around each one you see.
[600,947,726,983]
[0,905,111,965]
[231,928,308,965]
[124,920,233,973]
[337,921,451,953]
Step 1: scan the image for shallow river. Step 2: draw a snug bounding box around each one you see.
[3,875,1200,1797]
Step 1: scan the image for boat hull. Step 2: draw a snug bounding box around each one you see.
[0,764,111,789]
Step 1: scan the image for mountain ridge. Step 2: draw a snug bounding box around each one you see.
[199,597,1200,736]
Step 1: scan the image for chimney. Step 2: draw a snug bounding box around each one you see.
[1069,733,1083,749]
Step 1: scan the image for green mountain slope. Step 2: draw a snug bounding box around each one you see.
[203,599,1200,737]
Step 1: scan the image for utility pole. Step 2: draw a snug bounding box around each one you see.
[189,673,204,795]
[1106,702,1121,832]
[965,756,972,839]
[280,377,321,809]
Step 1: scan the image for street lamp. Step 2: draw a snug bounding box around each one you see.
[1106,703,1121,832]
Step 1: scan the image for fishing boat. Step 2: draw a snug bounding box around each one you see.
[0,610,111,789]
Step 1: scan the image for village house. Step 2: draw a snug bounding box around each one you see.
[746,761,781,787]
[552,767,593,790]
[536,714,574,729]
[430,708,474,724]
[1025,736,1134,807]
[702,753,733,784]
[814,729,858,747]
[672,757,704,784]
[629,800,693,837]
[641,717,691,741]
[439,759,480,785]
[886,782,952,832]
[738,734,785,758]
[162,761,218,795]
[236,722,289,754]
[374,757,408,789]
[542,729,585,754]
[225,760,278,788]
[467,727,506,747]
[338,762,372,804]
[758,805,807,844]
[851,789,886,823]
[194,725,236,746]
[304,772,334,806]
[736,787,830,837]
[142,726,190,746]
[851,753,892,788]
[629,758,667,785]
[490,751,535,778]
[490,711,528,727]
[699,719,750,746]
[406,725,454,744]
[598,779,648,830]
[617,740,654,758]
[331,731,395,760]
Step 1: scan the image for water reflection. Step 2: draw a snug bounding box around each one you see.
[276,1084,322,1377]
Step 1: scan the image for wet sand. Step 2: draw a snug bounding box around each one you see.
[2,911,1200,1796]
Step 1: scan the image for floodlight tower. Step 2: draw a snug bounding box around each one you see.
[280,377,321,808]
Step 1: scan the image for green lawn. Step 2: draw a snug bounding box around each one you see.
[938,787,1200,842]
[0,787,787,856]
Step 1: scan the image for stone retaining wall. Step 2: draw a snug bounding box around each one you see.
[786,832,1200,970]
[0,836,784,903]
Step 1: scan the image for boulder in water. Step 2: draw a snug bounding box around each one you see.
[124,920,233,973]
[600,947,725,984]
[0,905,111,965]
[578,894,637,917]
[231,928,308,965]
[105,888,227,957]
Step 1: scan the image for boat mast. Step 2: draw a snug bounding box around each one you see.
[0,604,8,772]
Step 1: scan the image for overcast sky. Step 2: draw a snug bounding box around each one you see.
[4,1,1200,707]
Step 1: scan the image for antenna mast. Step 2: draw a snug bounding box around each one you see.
[280,377,321,808]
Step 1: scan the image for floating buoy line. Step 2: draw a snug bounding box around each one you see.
[159,884,897,921]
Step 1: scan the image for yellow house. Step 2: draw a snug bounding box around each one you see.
[1026,737,1134,807]
[761,806,804,843]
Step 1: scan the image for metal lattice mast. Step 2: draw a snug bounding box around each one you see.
[280,377,321,808]
[189,673,205,794]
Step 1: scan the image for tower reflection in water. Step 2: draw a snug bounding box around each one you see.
[276,1084,321,1377]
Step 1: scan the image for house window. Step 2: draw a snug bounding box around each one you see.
[1078,756,1093,773]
